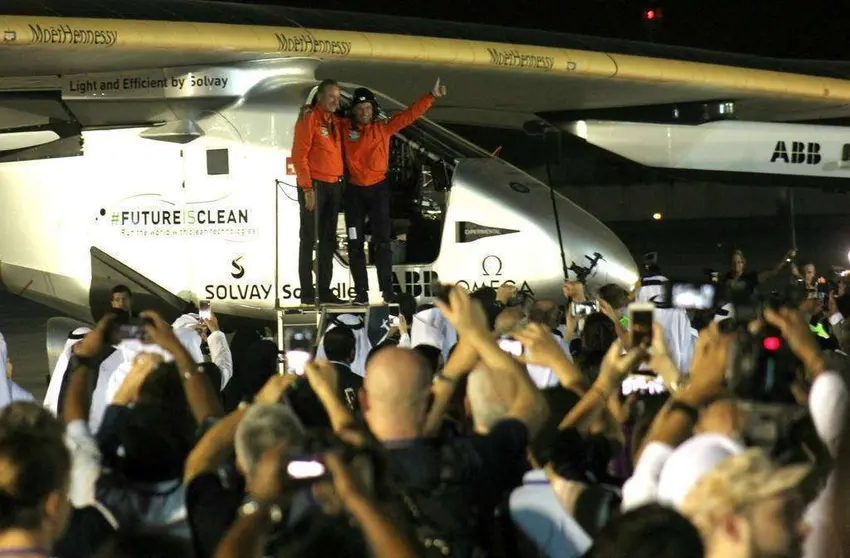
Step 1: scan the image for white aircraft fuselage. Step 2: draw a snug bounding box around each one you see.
[0,59,638,324]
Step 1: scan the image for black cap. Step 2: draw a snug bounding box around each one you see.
[352,87,376,106]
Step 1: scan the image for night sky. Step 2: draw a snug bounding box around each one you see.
[221,0,850,60]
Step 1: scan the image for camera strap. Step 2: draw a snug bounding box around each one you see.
[387,477,455,556]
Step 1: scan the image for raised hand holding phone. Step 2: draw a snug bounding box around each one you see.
[284,328,313,375]
[628,302,654,347]
[199,300,211,320]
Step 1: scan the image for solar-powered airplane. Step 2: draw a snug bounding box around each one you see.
[0,0,848,340]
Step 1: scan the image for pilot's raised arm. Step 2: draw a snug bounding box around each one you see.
[340,78,447,306]
[290,79,347,306]
[384,77,446,135]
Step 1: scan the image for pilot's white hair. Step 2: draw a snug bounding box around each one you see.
[235,404,305,476]
[466,364,510,433]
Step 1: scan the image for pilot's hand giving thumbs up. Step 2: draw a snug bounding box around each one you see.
[432,77,447,98]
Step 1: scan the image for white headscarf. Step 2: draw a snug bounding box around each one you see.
[410,307,458,363]
[44,327,91,414]
[89,350,124,433]
[104,315,205,411]
[316,314,372,377]
[636,275,695,374]
[41,325,141,432]
[714,302,735,323]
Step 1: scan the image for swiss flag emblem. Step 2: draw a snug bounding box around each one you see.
[285,157,296,175]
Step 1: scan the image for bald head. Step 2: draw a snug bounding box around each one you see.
[530,299,560,328]
[365,347,431,403]
[364,347,433,438]
[495,308,524,335]
[466,363,511,434]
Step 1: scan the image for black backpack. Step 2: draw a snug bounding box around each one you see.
[387,439,486,558]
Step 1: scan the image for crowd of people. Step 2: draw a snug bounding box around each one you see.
[0,244,847,557]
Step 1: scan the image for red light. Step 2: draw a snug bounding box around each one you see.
[643,8,663,21]
[763,337,781,351]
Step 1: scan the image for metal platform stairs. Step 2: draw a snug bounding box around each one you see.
[274,302,399,373]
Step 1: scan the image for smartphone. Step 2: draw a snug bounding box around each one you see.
[115,317,151,343]
[667,282,716,310]
[629,302,654,346]
[571,300,599,318]
[621,374,666,396]
[199,300,211,320]
[116,324,146,342]
[286,349,311,376]
[388,305,400,328]
[498,337,523,357]
[284,328,314,375]
[286,457,328,481]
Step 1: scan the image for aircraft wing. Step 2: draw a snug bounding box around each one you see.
[1,1,850,129]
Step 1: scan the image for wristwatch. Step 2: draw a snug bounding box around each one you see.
[182,365,206,381]
[239,500,284,524]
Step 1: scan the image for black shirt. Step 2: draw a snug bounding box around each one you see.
[54,506,115,558]
[388,419,528,500]
[186,470,244,558]
[331,362,363,411]
[723,270,760,295]
[385,419,530,555]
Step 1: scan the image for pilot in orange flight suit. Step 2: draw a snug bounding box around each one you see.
[291,79,347,306]
[341,78,447,305]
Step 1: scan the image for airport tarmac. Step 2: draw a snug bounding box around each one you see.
[0,289,67,401]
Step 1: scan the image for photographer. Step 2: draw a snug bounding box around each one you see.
[359,286,549,558]
[214,444,419,558]
[723,248,796,296]
[511,330,648,543]
[621,307,847,556]
[793,260,819,297]
[57,311,224,556]
[183,374,303,558]
[214,358,418,558]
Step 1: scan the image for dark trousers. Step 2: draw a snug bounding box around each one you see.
[299,179,343,298]
[344,180,393,297]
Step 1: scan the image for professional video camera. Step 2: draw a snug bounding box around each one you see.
[721,282,831,475]
[723,282,802,404]
[568,252,604,284]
